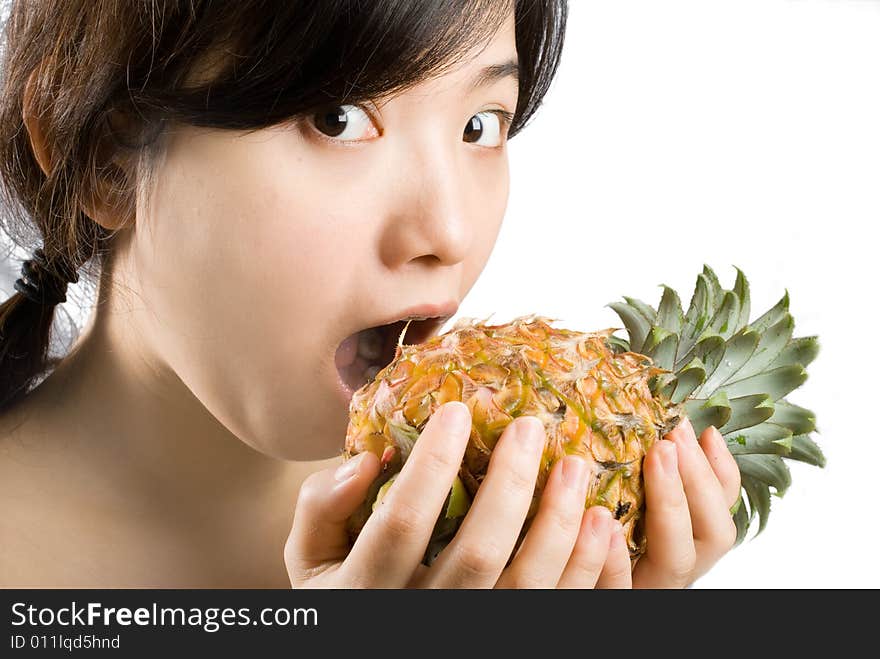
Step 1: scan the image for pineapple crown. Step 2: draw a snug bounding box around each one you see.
[607,265,822,544]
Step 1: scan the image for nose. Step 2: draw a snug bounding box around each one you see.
[378,145,473,270]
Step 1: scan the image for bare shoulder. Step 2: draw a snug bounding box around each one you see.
[0,403,53,585]
[0,399,109,587]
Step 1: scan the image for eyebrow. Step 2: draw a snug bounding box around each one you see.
[468,59,520,91]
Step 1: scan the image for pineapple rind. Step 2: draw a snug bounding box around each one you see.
[345,317,683,563]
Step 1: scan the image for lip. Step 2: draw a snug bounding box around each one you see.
[332,299,459,406]
[372,300,460,330]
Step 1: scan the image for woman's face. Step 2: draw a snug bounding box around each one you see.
[123,14,519,460]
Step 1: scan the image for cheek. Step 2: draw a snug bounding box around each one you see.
[124,125,511,459]
[462,157,510,293]
[130,129,362,459]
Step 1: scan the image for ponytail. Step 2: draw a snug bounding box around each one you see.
[0,285,62,412]
[0,245,84,412]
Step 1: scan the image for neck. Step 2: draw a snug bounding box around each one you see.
[50,309,297,502]
[11,302,336,586]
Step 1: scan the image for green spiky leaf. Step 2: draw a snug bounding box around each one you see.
[611,266,823,545]
[768,336,820,370]
[705,290,741,340]
[606,334,630,354]
[718,394,775,434]
[657,285,684,335]
[769,399,816,435]
[671,356,706,404]
[732,494,750,545]
[727,423,794,456]
[694,328,760,397]
[642,326,677,371]
[623,297,657,326]
[702,265,725,305]
[684,390,731,436]
[741,474,772,534]
[678,274,713,361]
[733,315,794,381]
[681,333,725,378]
[732,267,751,334]
[722,364,807,402]
[789,434,826,467]
[608,302,650,353]
[748,290,790,333]
[649,371,679,399]
[736,454,792,497]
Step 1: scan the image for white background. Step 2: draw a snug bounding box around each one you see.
[462,0,879,587]
[2,0,877,588]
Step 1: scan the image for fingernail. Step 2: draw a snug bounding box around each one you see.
[590,507,612,536]
[516,416,545,450]
[439,401,470,435]
[561,455,588,491]
[713,426,728,451]
[335,452,367,482]
[610,521,626,548]
[659,440,678,476]
[681,416,697,442]
[704,425,719,447]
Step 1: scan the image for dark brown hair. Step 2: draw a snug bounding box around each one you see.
[0,0,568,414]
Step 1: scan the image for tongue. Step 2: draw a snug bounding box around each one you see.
[335,332,359,369]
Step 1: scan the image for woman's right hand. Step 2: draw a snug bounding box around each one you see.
[284,401,632,588]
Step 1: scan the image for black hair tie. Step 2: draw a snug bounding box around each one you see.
[13,247,79,307]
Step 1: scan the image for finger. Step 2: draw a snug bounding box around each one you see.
[699,425,742,510]
[595,520,633,589]
[631,439,696,589]
[426,416,545,588]
[284,450,381,587]
[346,401,472,587]
[667,418,737,566]
[497,454,593,588]
[556,506,613,589]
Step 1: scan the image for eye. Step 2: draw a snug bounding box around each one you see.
[309,104,379,143]
[463,110,512,148]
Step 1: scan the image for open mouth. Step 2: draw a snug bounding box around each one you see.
[335,316,450,394]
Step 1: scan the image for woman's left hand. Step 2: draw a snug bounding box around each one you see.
[632,417,741,588]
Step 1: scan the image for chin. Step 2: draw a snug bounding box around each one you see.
[265,395,352,462]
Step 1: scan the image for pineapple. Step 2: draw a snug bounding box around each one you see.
[344,266,822,565]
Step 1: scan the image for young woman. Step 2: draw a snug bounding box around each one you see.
[0,0,739,587]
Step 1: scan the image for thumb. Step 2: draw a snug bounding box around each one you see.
[284,451,381,582]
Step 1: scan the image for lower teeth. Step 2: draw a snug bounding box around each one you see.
[364,364,381,381]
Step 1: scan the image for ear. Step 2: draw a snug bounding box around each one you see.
[79,155,137,232]
[22,68,134,231]
[22,69,53,176]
